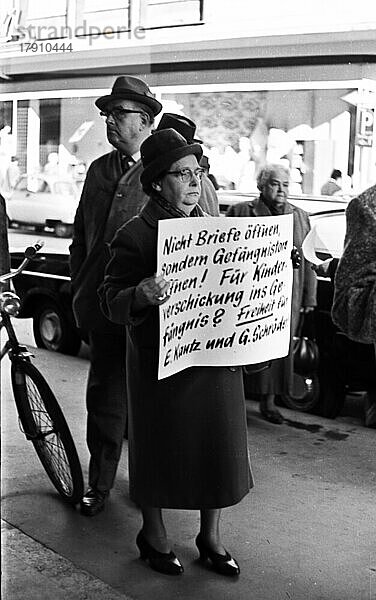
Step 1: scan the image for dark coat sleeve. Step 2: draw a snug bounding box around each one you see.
[226,202,252,217]
[0,194,10,292]
[100,222,153,326]
[332,189,376,344]
[296,209,317,308]
[69,168,91,285]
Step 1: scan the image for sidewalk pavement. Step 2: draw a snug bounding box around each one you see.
[1,344,376,600]
[2,520,132,600]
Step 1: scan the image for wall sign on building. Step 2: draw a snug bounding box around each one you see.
[356,107,374,147]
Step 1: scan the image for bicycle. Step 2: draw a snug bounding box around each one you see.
[1,242,84,504]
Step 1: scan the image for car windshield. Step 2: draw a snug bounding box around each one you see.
[15,176,49,193]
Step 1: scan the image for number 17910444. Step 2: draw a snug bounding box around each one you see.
[20,42,73,52]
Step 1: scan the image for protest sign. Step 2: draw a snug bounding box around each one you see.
[157,215,293,379]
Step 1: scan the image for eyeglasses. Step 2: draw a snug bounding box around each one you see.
[165,167,205,183]
[100,108,145,121]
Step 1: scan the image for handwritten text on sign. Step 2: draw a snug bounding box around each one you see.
[157,216,293,379]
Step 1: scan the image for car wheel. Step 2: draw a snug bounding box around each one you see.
[33,302,81,355]
[54,223,73,238]
[281,372,320,412]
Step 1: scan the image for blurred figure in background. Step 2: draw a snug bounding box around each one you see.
[236,137,257,192]
[200,155,220,190]
[227,164,317,424]
[43,152,61,181]
[5,156,21,192]
[321,169,342,196]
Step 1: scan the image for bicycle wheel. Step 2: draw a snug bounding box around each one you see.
[11,359,84,504]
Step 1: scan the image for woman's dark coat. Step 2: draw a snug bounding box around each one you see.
[332,184,376,345]
[100,199,252,509]
[226,197,317,395]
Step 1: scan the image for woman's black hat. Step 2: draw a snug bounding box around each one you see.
[156,113,202,143]
[140,129,203,191]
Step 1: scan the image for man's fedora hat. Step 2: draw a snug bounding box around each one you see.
[156,112,202,143]
[140,128,203,192]
[95,75,162,117]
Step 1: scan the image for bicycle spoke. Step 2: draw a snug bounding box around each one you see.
[24,373,76,494]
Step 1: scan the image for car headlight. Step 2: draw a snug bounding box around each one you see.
[0,291,21,316]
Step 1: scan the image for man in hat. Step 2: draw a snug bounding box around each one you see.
[69,75,162,516]
[156,113,219,215]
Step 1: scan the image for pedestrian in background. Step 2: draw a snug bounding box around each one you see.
[156,112,220,210]
[332,183,376,427]
[100,129,252,577]
[321,169,342,196]
[226,164,317,424]
[69,75,163,516]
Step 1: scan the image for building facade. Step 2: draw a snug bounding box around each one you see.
[1,0,376,194]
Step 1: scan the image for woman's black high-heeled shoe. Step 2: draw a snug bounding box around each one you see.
[195,533,240,576]
[136,531,184,575]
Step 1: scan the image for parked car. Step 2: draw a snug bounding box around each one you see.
[6,175,81,238]
[9,236,82,356]
[8,191,375,419]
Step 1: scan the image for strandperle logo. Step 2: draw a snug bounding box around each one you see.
[2,10,146,46]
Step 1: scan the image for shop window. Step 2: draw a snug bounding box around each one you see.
[1,0,22,42]
[24,0,68,37]
[0,100,17,170]
[76,0,130,34]
[40,99,61,168]
[0,101,13,132]
[141,0,203,29]
[161,90,265,191]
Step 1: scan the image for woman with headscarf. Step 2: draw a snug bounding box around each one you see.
[100,129,252,577]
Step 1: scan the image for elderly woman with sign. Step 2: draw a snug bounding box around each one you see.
[100,129,252,577]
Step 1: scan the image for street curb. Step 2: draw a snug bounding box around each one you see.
[1,520,134,600]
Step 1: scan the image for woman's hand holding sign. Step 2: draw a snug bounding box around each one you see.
[134,274,170,309]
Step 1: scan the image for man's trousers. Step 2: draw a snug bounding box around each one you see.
[86,331,127,492]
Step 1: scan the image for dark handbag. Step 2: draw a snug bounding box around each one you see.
[293,311,319,376]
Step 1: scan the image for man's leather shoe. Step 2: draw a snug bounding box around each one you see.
[80,488,109,516]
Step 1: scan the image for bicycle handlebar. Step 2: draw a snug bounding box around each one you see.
[0,241,44,283]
